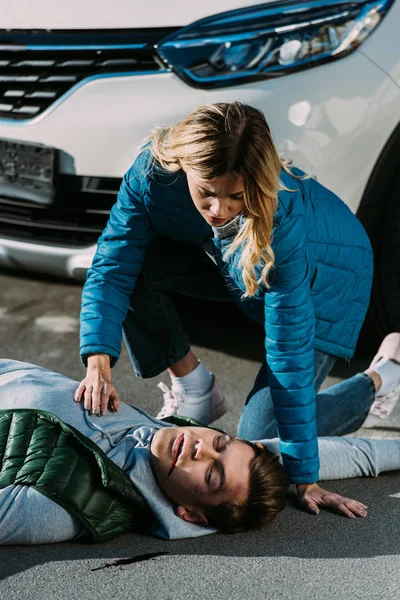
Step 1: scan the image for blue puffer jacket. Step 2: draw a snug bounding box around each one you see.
[80,149,373,484]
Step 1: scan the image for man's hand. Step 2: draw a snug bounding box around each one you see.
[74,354,120,415]
[297,483,368,519]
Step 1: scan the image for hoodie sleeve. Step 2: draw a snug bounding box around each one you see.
[265,212,318,484]
[80,152,152,367]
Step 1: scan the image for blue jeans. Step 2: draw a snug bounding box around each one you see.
[123,237,376,438]
[123,236,233,378]
[238,351,376,439]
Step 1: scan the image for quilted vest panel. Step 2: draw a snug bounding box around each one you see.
[0,409,152,543]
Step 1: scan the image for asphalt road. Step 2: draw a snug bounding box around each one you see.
[1,269,400,599]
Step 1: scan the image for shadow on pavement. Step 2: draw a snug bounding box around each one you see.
[175,295,374,372]
[0,268,375,370]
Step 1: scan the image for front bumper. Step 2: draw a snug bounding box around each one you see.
[0,237,95,281]
[0,50,399,280]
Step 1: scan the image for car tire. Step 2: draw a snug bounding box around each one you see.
[358,152,400,352]
[377,168,400,333]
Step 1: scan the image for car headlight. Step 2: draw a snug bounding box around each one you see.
[157,0,393,88]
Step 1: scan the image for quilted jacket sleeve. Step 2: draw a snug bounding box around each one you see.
[80,155,152,366]
[265,212,318,484]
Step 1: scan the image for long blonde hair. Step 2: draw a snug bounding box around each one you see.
[150,102,297,296]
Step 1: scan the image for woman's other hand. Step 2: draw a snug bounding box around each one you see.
[297,483,368,519]
[74,354,120,415]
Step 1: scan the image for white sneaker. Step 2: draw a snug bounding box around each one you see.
[156,376,228,424]
[362,332,400,428]
[362,383,400,428]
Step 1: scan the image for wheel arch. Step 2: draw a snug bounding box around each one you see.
[357,118,400,342]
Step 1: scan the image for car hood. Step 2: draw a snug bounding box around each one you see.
[2,0,275,29]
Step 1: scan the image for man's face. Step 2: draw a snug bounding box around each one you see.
[185,170,245,228]
[150,426,255,525]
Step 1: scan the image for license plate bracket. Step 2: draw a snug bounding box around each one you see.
[0,138,56,204]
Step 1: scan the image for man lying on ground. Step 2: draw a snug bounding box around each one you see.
[1,360,399,545]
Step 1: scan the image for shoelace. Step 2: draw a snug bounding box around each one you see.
[369,387,399,418]
[156,382,185,419]
[369,396,390,417]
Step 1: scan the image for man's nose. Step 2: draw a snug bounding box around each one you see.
[194,439,219,461]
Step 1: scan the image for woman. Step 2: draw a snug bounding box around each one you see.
[79,101,381,513]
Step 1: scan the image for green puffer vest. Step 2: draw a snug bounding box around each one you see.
[0,409,152,542]
[0,409,222,543]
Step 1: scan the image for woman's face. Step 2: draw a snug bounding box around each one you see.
[185,170,245,227]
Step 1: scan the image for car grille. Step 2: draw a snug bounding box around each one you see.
[0,175,118,247]
[0,29,176,119]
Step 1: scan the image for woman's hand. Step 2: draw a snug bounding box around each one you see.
[297,483,368,519]
[74,354,120,415]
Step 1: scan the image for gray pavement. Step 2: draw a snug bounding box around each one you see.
[1,269,400,599]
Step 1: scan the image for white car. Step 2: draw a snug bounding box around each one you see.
[0,0,399,336]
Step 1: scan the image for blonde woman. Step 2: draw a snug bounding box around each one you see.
[79,102,400,516]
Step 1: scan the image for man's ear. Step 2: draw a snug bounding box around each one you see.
[176,505,209,526]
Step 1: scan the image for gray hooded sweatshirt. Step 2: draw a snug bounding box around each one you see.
[0,359,216,544]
